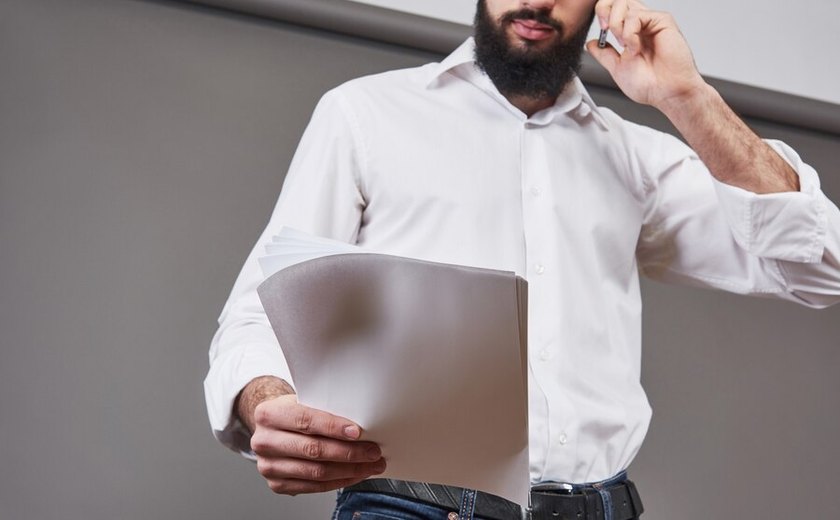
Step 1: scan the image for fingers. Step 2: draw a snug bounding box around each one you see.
[622,9,644,54]
[608,0,629,46]
[251,429,382,463]
[585,40,621,76]
[594,0,649,46]
[594,0,614,30]
[254,395,362,441]
[257,457,387,484]
[250,397,387,495]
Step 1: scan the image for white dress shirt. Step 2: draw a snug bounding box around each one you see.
[205,39,840,485]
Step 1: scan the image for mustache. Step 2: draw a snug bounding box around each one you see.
[500,9,565,34]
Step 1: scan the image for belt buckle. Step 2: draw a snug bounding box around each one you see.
[531,482,575,495]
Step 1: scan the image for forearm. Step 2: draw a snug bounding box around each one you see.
[658,83,800,194]
[588,1,799,194]
[236,375,295,434]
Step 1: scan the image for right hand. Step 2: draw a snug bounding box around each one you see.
[250,394,387,495]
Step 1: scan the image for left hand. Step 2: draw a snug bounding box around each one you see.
[586,0,707,111]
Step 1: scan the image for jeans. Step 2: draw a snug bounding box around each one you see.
[332,489,476,520]
[332,472,641,520]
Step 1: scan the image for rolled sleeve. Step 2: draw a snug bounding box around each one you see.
[712,140,827,263]
[204,340,293,457]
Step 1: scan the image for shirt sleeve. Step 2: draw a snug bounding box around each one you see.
[204,88,367,456]
[635,128,840,309]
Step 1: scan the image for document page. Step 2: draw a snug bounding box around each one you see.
[257,228,530,506]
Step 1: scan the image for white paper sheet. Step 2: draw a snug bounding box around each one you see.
[257,228,530,506]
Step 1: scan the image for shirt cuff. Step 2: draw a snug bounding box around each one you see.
[711,139,828,263]
[204,342,294,457]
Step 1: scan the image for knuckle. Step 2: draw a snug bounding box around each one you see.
[326,415,340,437]
[254,402,271,426]
[295,409,313,432]
[268,480,286,494]
[595,3,610,16]
[250,432,267,453]
[302,440,322,459]
[256,458,270,476]
[308,463,327,481]
[344,446,356,462]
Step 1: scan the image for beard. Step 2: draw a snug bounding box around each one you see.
[473,0,593,100]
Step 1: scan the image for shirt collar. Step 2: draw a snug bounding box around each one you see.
[425,38,478,87]
[426,38,610,130]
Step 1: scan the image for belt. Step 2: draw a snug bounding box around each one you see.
[345,477,644,520]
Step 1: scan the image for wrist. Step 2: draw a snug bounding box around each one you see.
[655,80,717,121]
[236,375,295,434]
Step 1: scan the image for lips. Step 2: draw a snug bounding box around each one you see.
[510,19,556,41]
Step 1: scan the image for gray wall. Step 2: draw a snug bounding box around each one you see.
[0,0,837,519]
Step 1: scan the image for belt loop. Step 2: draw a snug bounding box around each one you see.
[580,487,592,520]
[592,482,613,520]
[458,488,477,520]
[523,486,533,520]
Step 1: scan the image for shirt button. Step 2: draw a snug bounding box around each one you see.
[531,186,541,197]
[539,348,553,361]
[558,432,568,445]
[535,264,546,275]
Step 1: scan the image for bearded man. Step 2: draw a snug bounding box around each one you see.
[204,1,840,519]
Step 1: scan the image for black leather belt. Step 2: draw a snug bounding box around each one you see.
[345,478,644,520]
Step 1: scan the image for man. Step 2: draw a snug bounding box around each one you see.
[205,0,840,518]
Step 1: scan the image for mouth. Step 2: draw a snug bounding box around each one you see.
[510,19,556,41]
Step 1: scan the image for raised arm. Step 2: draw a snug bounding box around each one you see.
[587,0,799,194]
[587,0,840,307]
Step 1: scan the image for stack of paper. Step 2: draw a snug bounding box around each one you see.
[257,228,530,506]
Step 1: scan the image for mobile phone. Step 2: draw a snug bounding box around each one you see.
[598,29,609,48]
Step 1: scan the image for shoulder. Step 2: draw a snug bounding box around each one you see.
[326,62,439,105]
[585,104,703,200]
[312,62,447,132]
[597,106,684,149]
[596,105,698,169]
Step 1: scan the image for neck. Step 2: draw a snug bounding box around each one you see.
[503,92,556,118]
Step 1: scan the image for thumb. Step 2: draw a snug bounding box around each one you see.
[586,39,620,76]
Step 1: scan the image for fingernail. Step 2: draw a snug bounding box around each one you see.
[366,446,381,460]
[373,460,387,474]
[343,425,360,439]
